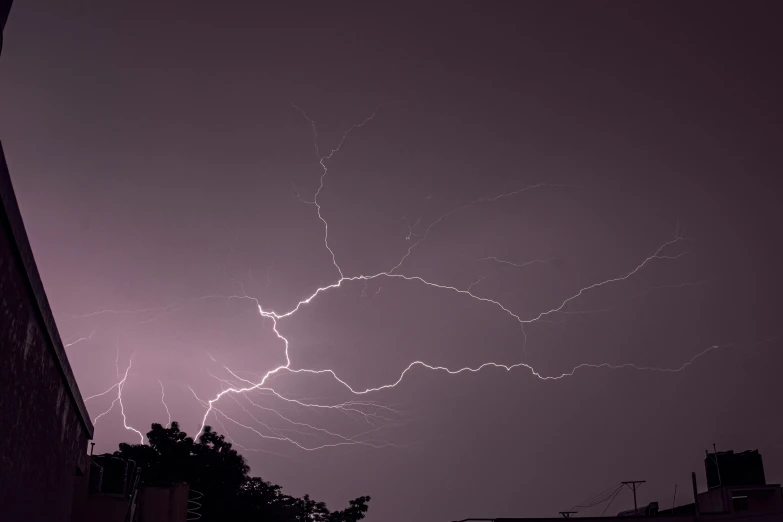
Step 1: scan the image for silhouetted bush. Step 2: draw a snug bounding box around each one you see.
[114,422,370,522]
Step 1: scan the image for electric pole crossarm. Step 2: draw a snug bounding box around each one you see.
[621,480,647,514]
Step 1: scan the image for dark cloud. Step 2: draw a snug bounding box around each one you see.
[1,2,782,520]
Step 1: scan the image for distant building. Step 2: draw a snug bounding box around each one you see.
[70,452,191,522]
[72,455,143,522]
[454,448,783,522]
[654,449,781,520]
[136,483,191,522]
[617,502,658,517]
[705,450,766,489]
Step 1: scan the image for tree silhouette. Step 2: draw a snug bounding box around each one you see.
[113,422,371,522]
[329,496,371,522]
[234,477,298,522]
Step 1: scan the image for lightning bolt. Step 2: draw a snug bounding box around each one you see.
[187,105,711,451]
[389,182,575,275]
[403,211,424,240]
[467,275,487,293]
[74,104,730,453]
[471,255,554,269]
[290,103,385,279]
[64,330,95,348]
[361,280,382,299]
[556,281,705,318]
[159,379,172,429]
[88,354,145,445]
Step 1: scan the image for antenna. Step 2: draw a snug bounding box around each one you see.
[672,484,677,512]
[713,443,722,487]
[705,444,723,488]
[621,481,646,514]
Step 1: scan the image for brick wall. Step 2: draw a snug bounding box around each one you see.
[0,142,94,521]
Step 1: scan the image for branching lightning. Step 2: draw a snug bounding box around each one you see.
[467,275,487,293]
[75,104,727,453]
[159,379,172,429]
[64,330,95,348]
[471,255,554,269]
[88,354,145,445]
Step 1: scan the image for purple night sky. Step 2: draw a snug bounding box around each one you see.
[1,2,782,521]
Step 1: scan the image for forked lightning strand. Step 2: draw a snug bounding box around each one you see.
[76,105,721,451]
[88,355,145,444]
[159,379,172,429]
[189,106,713,449]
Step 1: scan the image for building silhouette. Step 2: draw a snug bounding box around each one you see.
[455,448,782,521]
[705,450,766,490]
[71,453,189,522]
[0,135,96,521]
[0,0,11,57]
[0,138,192,522]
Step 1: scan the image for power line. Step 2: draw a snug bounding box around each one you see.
[601,486,625,517]
[570,483,623,511]
[564,482,625,518]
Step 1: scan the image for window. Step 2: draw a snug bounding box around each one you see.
[732,495,749,511]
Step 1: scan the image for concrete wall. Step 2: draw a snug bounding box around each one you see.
[0,143,95,521]
[698,485,783,516]
[699,487,728,513]
[138,483,190,522]
[79,495,133,522]
[72,456,143,522]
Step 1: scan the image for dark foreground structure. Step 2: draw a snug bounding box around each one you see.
[0,0,11,56]
[1,5,97,519]
[71,453,190,522]
[0,139,190,522]
[0,129,96,521]
[454,449,782,522]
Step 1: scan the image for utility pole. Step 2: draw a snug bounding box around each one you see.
[621,481,646,514]
[672,484,678,512]
[692,472,701,521]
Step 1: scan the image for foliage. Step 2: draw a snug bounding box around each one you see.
[113,422,371,522]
